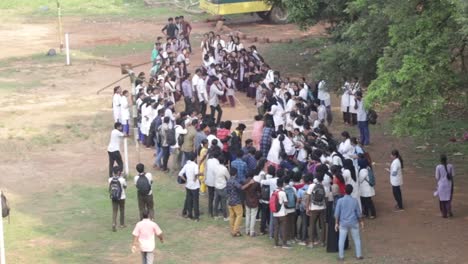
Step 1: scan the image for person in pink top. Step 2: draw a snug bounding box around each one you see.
[132,210,164,264]
[251,115,264,150]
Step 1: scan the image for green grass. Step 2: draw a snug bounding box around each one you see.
[5,170,338,263]
[0,0,186,19]
[82,40,154,58]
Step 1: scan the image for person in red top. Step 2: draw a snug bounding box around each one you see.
[331,165,346,196]
[216,120,232,163]
[180,16,192,53]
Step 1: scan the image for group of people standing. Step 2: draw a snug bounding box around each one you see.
[105,21,456,263]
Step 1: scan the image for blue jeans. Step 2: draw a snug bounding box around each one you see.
[339,223,362,259]
[155,146,163,167]
[358,121,370,145]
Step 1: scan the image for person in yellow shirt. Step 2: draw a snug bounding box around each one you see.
[197,139,209,194]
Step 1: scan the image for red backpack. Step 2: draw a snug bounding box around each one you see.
[269,190,282,213]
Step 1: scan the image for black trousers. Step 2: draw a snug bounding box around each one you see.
[185,188,200,219]
[162,146,170,170]
[210,105,223,126]
[184,97,193,114]
[392,186,404,209]
[200,101,207,118]
[112,199,125,227]
[260,203,270,233]
[137,193,154,220]
[274,216,287,246]
[108,151,123,178]
[207,186,215,217]
[360,196,376,217]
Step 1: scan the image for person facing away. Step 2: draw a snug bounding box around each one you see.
[134,163,154,220]
[179,152,201,221]
[107,122,125,178]
[435,154,454,218]
[108,165,127,232]
[132,210,164,264]
[334,184,364,261]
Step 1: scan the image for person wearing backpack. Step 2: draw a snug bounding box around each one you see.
[283,177,297,244]
[134,163,154,220]
[334,184,364,261]
[306,173,328,248]
[297,175,312,245]
[358,158,376,219]
[260,165,278,238]
[170,119,187,172]
[271,178,290,249]
[108,166,127,232]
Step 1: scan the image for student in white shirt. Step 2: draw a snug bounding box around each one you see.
[338,131,355,159]
[134,163,154,220]
[214,157,230,220]
[107,122,124,178]
[120,90,131,136]
[317,80,333,125]
[112,86,122,123]
[341,81,352,125]
[272,178,290,248]
[209,77,224,126]
[306,173,329,247]
[355,91,370,145]
[108,166,127,232]
[390,149,404,211]
[179,153,202,221]
[205,154,220,217]
[197,74,208,117]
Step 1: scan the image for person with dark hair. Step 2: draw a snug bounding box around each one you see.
[216,121,232,163]
[260,165,278,238]
[260,119,275,158]
[343,159,361,210]
[134,163,154,220]
[390,149,404,211]
[244,171,261,237]
[355,91,370,145]
[209,77,224,126]
[435,154,454,218]
[252,115,264,150]
[131,210,164,264]
[230,123,247,160]
[231,150,248,184]
[306,172,328,248]
[107,122,124,178]
[179,152,202,221]
[334,184,364,261]
[162,17,178,38]
[160,117,171,172]
[214,158,230,221]
[226,168,256,237]
[272,178,291,249]
[180,119,197,167]
[338,131,354,159]
[358,158,376,219]
[112,86,122,123]
[108,166,126,232]
[197,138,209,195]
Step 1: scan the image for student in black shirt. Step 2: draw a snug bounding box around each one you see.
[161,17,178,39]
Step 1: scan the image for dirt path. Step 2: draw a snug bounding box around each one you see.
[0,14,467,264]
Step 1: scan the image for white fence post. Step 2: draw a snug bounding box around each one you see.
[65,33,70,65]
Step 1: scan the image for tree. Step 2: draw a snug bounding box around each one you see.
[276,0,468,135]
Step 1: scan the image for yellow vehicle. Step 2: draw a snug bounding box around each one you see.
[199,0,289,24]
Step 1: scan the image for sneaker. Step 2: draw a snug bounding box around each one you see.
[223,217,229,222]
[338,257,345,262]
[282,245,292,249]
[298,241,307,246]
[356,256,364,260]
[250,232,257,237]
[394,208,405,212]
[119,225,127,228]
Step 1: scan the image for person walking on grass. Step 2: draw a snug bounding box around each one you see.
[435,154,454,218]
[132,210,164,264]
[109,166,127,232]
[226,167,256,237]
[107,122,125,178]
[134,163,154,220]
[179,153,202,221]
[272,178,291,249]
[334,184,364,261]
[390,149,404,211]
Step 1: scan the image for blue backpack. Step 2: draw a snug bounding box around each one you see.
[284,186,297,209]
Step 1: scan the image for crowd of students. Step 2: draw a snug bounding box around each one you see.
[106,19,456,263]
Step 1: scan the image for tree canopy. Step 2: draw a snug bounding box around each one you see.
[271,0,467,135]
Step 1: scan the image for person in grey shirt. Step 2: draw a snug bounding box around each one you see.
[334,184,364,261]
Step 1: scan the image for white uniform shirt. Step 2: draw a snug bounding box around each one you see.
[214,164,230,190]
[179,160,200,190]
[120,96,130,122]
[197,78,208,102]
[390,158,403,186]
[272,190,288,217]
[209,83,224,107]
[113,94,122,122]
[204,158,220,187]
[107,129,124,152]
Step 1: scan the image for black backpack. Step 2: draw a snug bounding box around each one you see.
[333,153,345,166]
[166,127,176,146]
[368,109,378,125]
[109,177,122,201]
[177,133,185,147]
[311,183,326,206]
[1,192,10,218]
[136,173,152,195]
[261,184,270,201]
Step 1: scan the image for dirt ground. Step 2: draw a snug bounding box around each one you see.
[0,13,467,264]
